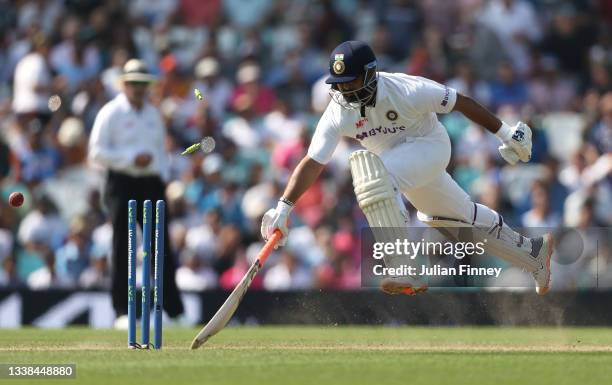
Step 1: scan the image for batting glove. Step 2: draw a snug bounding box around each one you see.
[260,199,293,248]
[496,121,532,165]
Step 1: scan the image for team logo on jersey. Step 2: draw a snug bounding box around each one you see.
[386,110,398,121]
[355,125,406,141]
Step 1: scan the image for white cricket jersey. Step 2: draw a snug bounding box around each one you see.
[307,72,457,164]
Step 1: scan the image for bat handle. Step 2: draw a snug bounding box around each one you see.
[257,230,282,266]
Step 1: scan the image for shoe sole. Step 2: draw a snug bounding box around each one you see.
[537,233,554,296]
[381,282,428,295]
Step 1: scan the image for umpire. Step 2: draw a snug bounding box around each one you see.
[88,59,184,327]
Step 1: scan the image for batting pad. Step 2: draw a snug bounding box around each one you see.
[349,150,409,270]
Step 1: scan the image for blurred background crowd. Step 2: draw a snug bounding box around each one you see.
[0,0,610,292]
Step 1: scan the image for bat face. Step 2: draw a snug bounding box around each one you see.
[190,261,261,349]
[191,230,280,350]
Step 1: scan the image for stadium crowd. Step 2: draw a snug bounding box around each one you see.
[0,0,610,291]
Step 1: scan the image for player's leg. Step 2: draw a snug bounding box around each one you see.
[379,128,452,192]
[403,171,553,295]
[360,129,452,294]
[377,130,552,295]
[349,150,427,295]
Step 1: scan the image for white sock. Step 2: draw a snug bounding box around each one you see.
[471,203,531,253]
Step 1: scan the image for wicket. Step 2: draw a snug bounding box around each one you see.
[141,200,152,348]
[153,200,165,349]
[127,199,165,350]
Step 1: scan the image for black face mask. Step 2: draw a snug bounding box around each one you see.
[330,68,377,109]
[345,85,376,104]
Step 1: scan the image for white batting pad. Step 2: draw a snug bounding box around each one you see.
[349,150,409,270]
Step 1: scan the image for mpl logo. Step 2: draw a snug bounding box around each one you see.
[355,118,367,129]
[512,129,524,142]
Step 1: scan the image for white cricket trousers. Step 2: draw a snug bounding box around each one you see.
[379,126,475,223]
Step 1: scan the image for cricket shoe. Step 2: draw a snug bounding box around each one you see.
[380,276,428,295]
[531,233,554,295]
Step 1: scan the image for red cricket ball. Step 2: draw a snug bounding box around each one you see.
[9,192,24,208]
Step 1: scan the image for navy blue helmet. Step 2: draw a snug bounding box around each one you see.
[326,41,378,109]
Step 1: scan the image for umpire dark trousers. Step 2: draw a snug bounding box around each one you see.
[104,170,184,318]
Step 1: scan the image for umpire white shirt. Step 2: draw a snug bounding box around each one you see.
[88,93,169,180]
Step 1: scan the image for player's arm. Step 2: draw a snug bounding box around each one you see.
[452,93,502,133]
[260,156,325,247]
[261,106,340,246]
[282,156,325,204]
[452,93,532,165]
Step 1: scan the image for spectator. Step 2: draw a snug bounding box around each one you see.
[191,56,232,122]
[223,0,274,30]
[177,0,222,27]
[25,246,54,290]
[528,56,577,113]
[185,210,221,263]
[447,61,491,108]
[230,62,276,115]
[478,0,541,74]
[539,5,596,76]
[0,227,14,286]
[78,244,111,289]
[489,62,528,110]
[223,94,264,150]
[49,16,102,92]
[16,119,62,184]
[522,180,562,230]
[12,33,56,131]
[101,47,130,98]
[263,250,311,290]
[54,216,91,287]
[17,194,66,251]
[588,92,612,155]
[175,250,218,291]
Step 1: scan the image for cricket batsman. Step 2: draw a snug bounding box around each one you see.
[260,41,553,295]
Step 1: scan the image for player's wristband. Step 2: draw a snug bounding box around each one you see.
[276,199,294,215]
[279,197,294,207]
[495,122,514,142]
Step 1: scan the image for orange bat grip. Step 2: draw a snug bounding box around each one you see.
[257,230,282,266]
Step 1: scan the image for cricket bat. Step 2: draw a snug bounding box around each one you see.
[190,230,282,349]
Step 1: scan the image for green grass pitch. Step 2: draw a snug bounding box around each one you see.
[1,326,611,385]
